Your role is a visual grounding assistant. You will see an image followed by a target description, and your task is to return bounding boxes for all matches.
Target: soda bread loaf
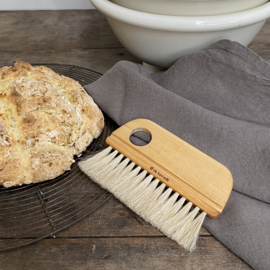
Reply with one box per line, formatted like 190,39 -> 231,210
0,61 -> 104,187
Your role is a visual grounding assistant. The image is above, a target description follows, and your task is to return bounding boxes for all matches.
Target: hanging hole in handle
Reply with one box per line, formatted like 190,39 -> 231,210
129,128 -> 152,146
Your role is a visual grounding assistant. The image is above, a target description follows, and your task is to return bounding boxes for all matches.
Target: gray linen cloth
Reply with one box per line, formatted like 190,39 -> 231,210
84,40 -> 270,270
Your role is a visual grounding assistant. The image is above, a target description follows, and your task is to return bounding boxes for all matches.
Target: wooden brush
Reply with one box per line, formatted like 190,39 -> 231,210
79,119 -> 233,251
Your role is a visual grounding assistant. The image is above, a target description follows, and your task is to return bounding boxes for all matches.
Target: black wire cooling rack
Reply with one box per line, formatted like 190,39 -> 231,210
0,64 -> 117,251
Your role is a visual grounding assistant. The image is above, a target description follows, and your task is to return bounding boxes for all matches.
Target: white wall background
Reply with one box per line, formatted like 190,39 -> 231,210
0,0 -> 95,10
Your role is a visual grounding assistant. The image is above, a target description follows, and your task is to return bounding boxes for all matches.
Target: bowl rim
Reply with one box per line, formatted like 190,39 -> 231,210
90,0 -> 270,32
110,0 -> 268,17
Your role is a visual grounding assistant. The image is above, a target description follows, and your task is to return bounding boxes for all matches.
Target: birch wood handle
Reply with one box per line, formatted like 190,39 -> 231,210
106,119 -> 233,218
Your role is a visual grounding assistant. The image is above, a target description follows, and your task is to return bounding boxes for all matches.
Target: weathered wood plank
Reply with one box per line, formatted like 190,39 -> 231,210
0,48 -> 140,75
0,237 -> 252,270
0,10 -> 122,51
56,196 -> 211,237
248,20 -> 270,61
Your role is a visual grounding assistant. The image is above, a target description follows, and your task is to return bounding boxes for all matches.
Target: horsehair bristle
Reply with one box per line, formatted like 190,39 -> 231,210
78,146 -> 207,252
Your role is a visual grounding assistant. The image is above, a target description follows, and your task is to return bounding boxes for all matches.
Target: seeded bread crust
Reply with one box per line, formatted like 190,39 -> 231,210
0,61 -> 104,187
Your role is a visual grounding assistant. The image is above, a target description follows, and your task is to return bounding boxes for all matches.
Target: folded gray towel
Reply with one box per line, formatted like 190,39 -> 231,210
84,40 -> 270,270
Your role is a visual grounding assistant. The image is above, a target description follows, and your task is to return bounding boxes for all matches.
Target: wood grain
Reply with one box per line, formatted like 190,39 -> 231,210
248,20 -> 270,61
0,48 -> 140,75
0,10 -> 140,74
56,196 -> 212,238
0,238 -> 251,270
0,10 -> 122,51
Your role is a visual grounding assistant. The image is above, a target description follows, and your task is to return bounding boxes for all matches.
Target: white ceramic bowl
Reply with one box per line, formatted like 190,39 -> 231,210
110,0 -> 269,16
91,0 -> 270,68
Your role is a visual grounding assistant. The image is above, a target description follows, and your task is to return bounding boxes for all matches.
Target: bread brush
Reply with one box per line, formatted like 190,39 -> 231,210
79,118 -> 233,251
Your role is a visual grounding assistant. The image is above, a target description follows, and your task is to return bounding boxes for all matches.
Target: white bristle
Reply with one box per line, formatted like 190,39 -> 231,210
126,175 -> 154,215
114,168 -> 147,200
164,202 -> 193,235
85,146 -> 113,165
177,211 -> 207,251
128,180 -> 167,223
150,191 -> 179,224
170,207 -> 200,243
122,173 -> 152,204
112,166 -> 144,195
158,196 -> 187,233
79,147 -> 207,252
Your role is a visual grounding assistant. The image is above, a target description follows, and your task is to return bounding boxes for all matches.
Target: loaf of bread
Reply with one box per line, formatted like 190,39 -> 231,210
0,61 -> 104,187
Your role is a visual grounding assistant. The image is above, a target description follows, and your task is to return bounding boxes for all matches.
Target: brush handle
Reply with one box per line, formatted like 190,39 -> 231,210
106,119 -> 233,218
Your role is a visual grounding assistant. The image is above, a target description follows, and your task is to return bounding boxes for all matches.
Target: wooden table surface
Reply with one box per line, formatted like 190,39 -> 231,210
0,9 -> 269,270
